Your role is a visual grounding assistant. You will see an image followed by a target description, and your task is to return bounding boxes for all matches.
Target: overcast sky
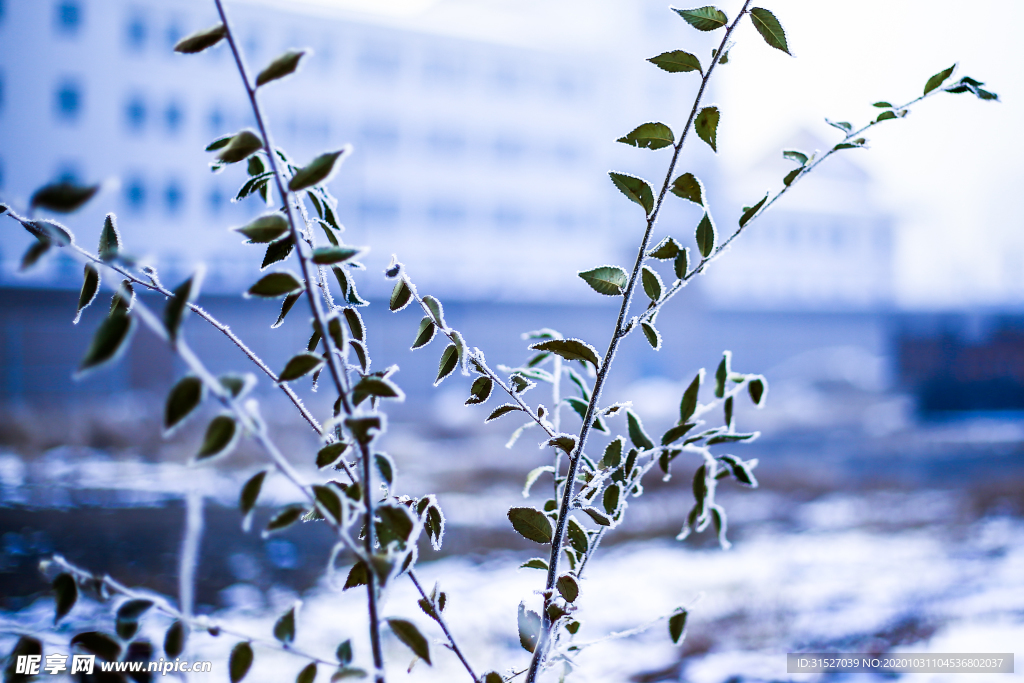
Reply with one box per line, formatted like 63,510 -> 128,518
258,0 -> 1022,308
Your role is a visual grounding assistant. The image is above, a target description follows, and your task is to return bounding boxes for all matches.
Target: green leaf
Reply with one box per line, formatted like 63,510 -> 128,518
274,607 -> 296,644
466,376 -> 493,405
520,558 -> 548,571
783,168 -> 801,186
876,110 -> 898,122
641,322 -> 662,350
262,237 -> 294,269
205,135 -> 233,151
30,181 -> 99,213
680,369 -> 704,423
825,118 -> 853,133
648,50 -> 703,74
518,603 -> 542,653
115,599 -> 153,640
661,422 -> 696,445
165,272 -> 202,343
312,485 -> 342,524
674,247 -> 690,279
617,122 -> 675,150
21,239 -> 51,271
265,504 -> 306,534
297,663 -> 317,683
547,434 -> 577,455
236,213 -> 289,243
556,574 -> 579,602
164,621 -> 187,658
248,271 -> 303,298
279,353 -> 324,382
485,404 -> 523,422
240,470 -> 267,520
739,193 -> 768,228
924,63 -> 956,95
197,415 -> 239,460
601,437 -> 624,469
669,608 -> 688,644
783,150 -> 808,165
229,642 -> 254,683
435,344 -> 458,385
73,264 -> 100,325
390,279 -> 412,311
78,310 -> 135,375
670,172 -> 705,205
343,561 -> 369,590
336,640 -> 353,666
53,573 -> 77,624
872,101 -> 893,108
217,130 -> 264,164
110,280 -> 135,315
256,50 -> 308,88
288,149 -> 349,192
714,350 -> 731,398
98,214 -> 121,261
674,6 -> 728,31
422,295 -> 446,328
271,292 -> 301,330
386,619 -> 431,665
749,8 -> 791,55
706,432 -> 758,445
579,265 -> 627,296
352,376 -> 404,406
349,340 -> 368,372
748,375 -> 767,406
583,507 -> 611,526
508,507 -> 553,544
70,632 -> 122,662
649,236 -> 682,260
641,265 -> 663,301
174,23 -> 226,53
311,246 -> 361,266
23,218 -> 73,246
317,442 -> 349,469
220,373 -> 256,398
529,338 -> 601,370
340,309 -> 364,344
609,172 -> 655,214
626,410 -> 655,450
695,212 -> 717,258
695,106 -> 720,152
566,518 -> 589,556
411,317 -> 436,349
164,376 -> 205,433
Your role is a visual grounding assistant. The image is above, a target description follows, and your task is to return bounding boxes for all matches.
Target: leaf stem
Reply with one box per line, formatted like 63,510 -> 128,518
408,571 -> 478,682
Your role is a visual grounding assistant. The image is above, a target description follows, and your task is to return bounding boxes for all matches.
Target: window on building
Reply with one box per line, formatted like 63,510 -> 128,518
54,1 -> 81,35
165,181 -> 184,215
553,143 -> 580,166
359,121 -> 399,152
164,101 -> 183,135
426,129 -> 465,157
207,107 -> 225,136
124,177 -> 146,212
358,197 -> 398,225
423,53 -> 466,88
54,80 -> 82,122
125,96 -> 146,132
494,205 -> 524,229
125,16 -> 146,51
427,201 -> 466,226
357,45 -> 400,81
208,185 -> 225,214
0,0 -> 6,25
493,135 -> 525,161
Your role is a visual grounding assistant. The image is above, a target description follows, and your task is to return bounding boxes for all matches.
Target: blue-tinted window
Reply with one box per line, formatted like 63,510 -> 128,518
0,0 -> 6,25
125,96 -> 146,131
494,205 -> 523,229
124,177 -> 146,212
208,185 -> 225,214
427,129 -> 464,157
55,1 -> 81,35
423,55 -> 466,87
207,107 -> 225,136
358,198 -> 398,225
165,181 -> 184,215
359,122 -> 399,152
428,201 -> 465,226
125,16 -> 146,51
54,81 -> 82,121
164,101 -> 183,134
493,135 -> 524,161
358,46 -> 400,80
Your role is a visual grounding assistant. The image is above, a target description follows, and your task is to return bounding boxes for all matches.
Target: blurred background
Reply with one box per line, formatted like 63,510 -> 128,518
1,0 -> 1022,681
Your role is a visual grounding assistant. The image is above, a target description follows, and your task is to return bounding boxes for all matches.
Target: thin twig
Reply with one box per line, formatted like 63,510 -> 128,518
408,571 -> 478,682
524,5 -> 753,681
